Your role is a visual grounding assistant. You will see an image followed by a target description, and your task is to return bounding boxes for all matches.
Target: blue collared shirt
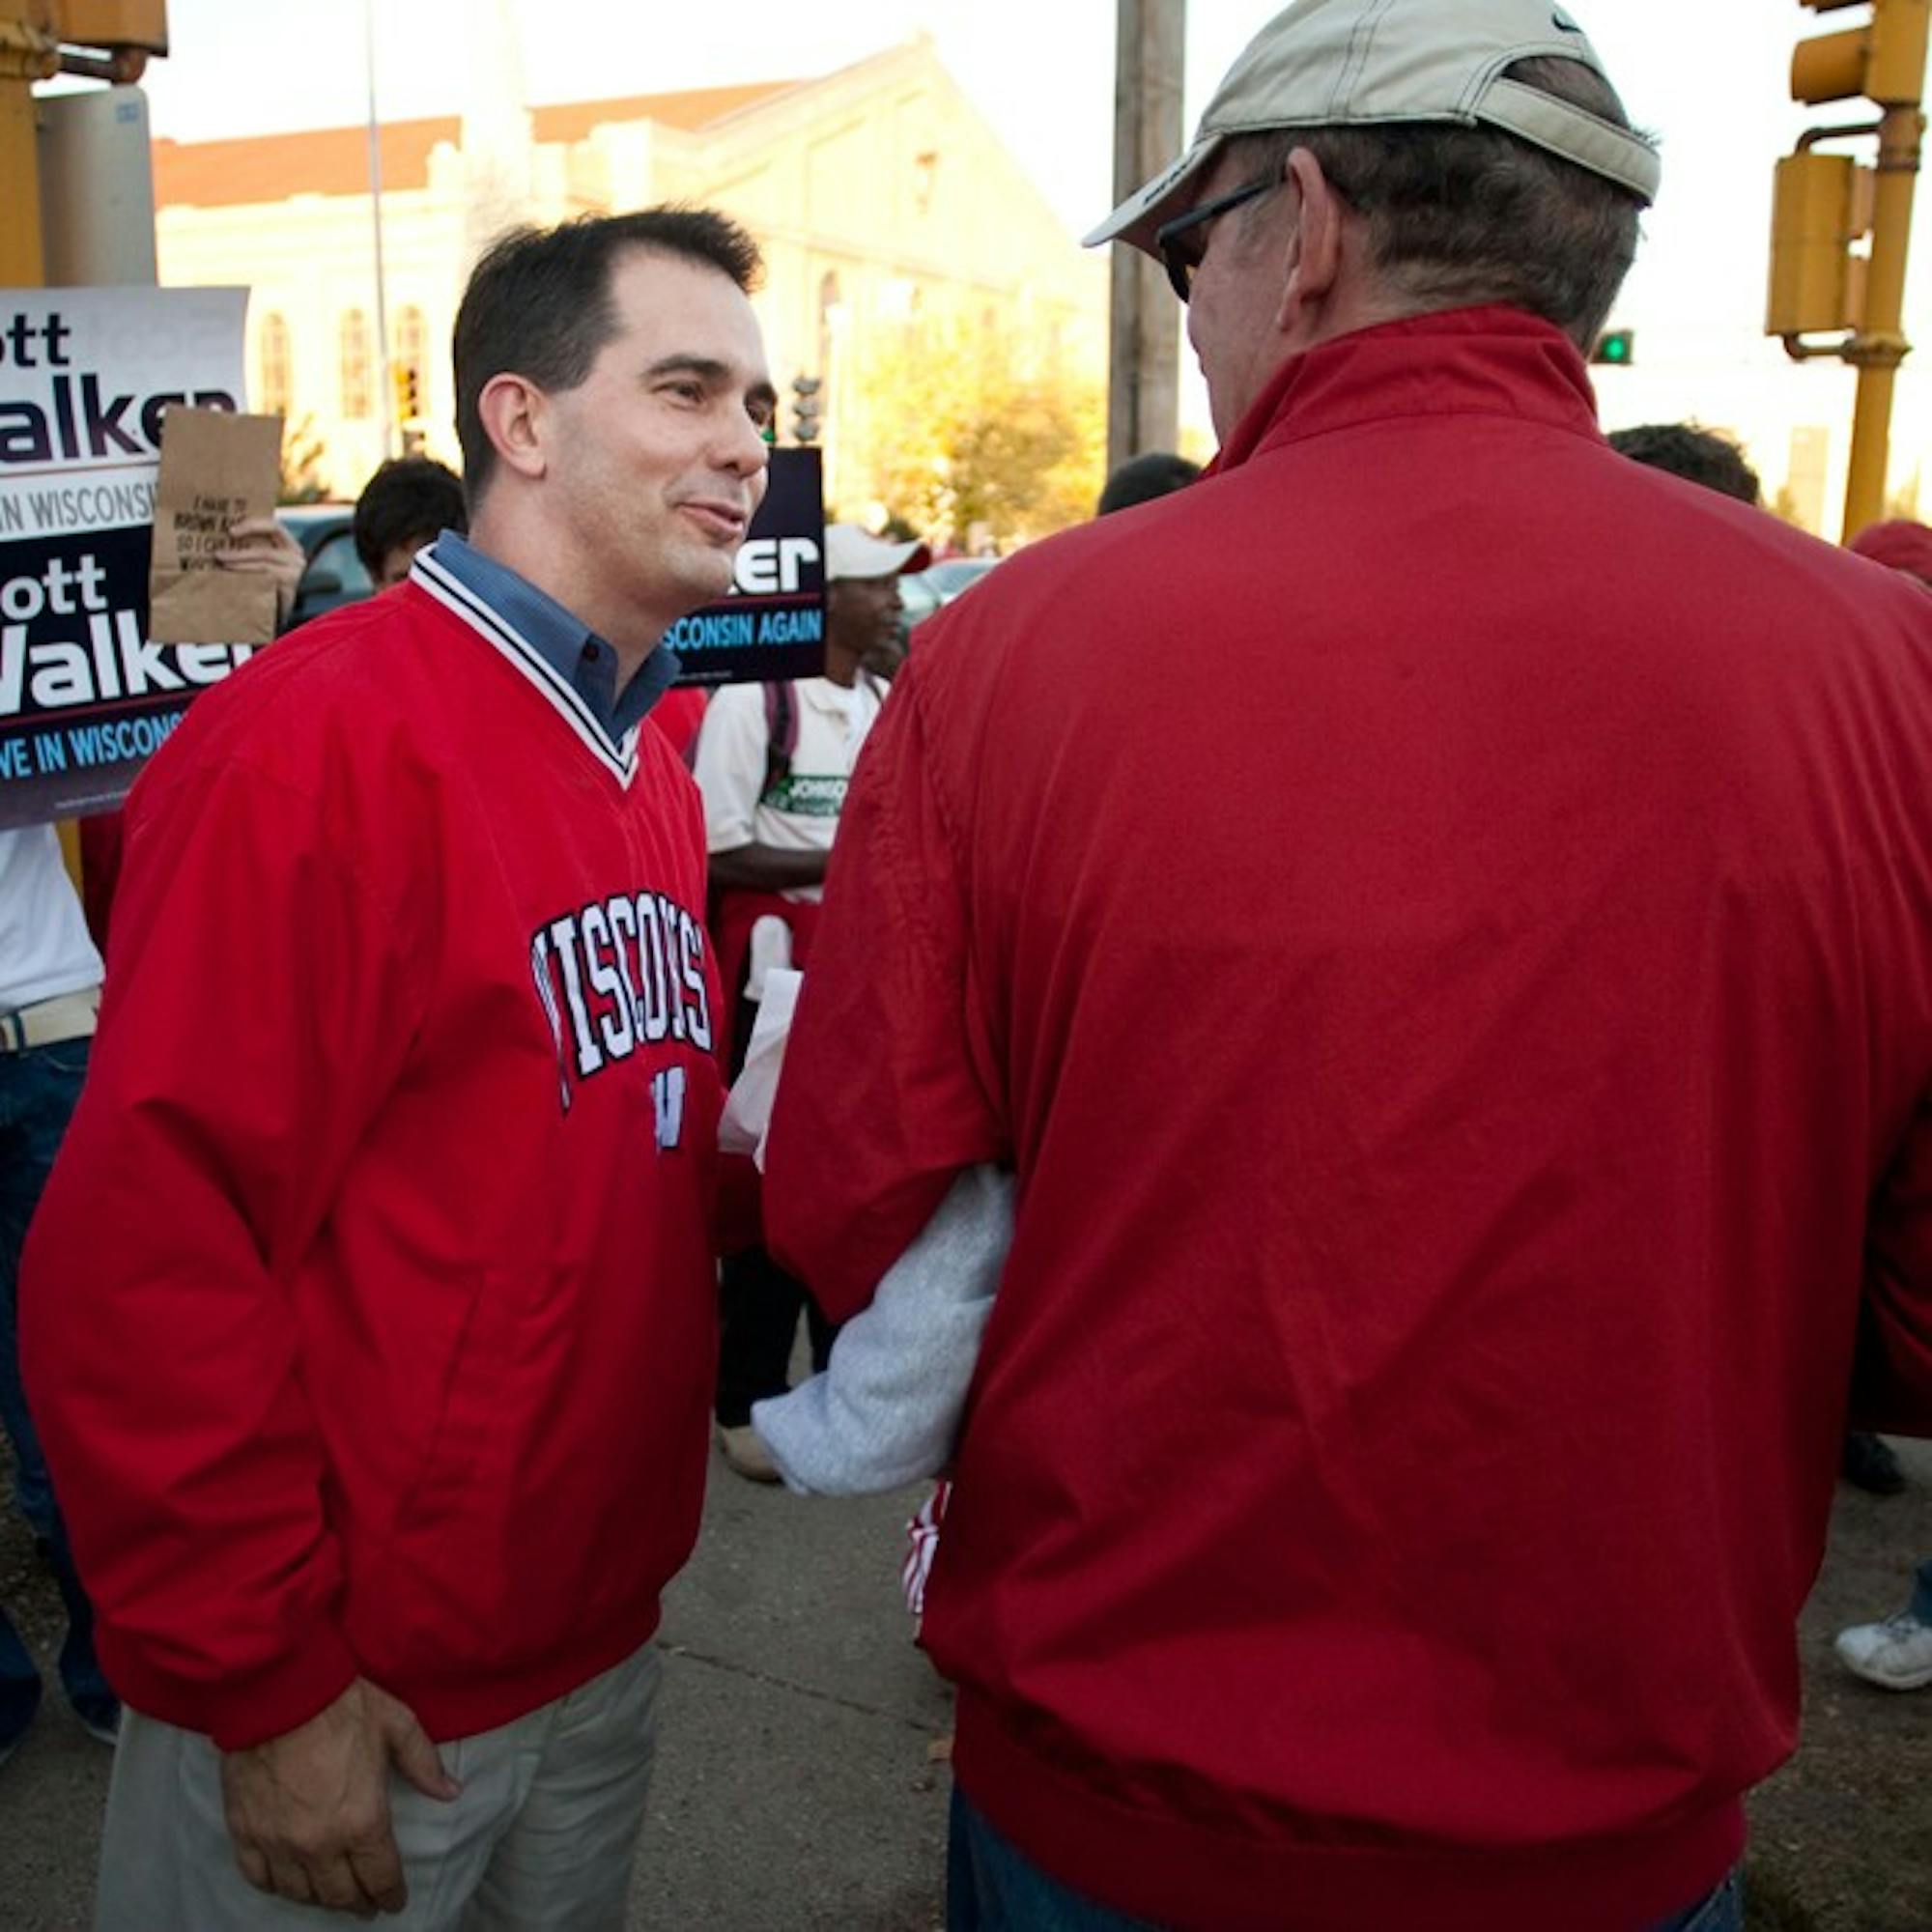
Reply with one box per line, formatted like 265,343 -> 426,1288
425,532 -> 683,740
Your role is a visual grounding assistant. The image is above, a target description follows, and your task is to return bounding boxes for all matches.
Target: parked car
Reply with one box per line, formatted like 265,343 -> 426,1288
275,504 -> 371,629
900,554 -> 1001,630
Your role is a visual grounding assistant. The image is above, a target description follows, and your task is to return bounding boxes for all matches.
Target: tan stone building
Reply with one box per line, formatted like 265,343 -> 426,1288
152,37 -> 1106,516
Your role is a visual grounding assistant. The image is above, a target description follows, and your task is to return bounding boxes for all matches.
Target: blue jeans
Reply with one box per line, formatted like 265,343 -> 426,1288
1908,1559 -> 1932,1624
947,1787 -> 1745,1932
0,1035 -> 115,1746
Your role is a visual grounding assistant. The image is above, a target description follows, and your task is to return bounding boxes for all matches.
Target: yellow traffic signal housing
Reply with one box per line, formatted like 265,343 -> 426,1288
1769,151 -> 1873,334
55,2 -> 169,52
394,364 -> 422,422
1777,0 -> 1932,539
1794,0 -> 1931,106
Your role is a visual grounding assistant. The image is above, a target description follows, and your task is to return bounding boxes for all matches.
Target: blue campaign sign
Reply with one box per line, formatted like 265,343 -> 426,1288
665,447 -> 825,688
0,523 -> 257,825
0,286 -> 251,829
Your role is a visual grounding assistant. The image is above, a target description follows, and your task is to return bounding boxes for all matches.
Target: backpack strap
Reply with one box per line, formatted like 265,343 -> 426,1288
760,680 -> 798,802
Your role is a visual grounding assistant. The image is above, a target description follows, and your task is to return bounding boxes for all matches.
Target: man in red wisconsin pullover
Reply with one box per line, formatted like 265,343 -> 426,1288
764,6 -> 1932,1930
22,211 -> 778,1928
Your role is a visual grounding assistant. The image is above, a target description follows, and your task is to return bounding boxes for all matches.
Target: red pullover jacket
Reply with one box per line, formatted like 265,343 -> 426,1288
22,569 -> 724,1750
765,308 -> 1932,1931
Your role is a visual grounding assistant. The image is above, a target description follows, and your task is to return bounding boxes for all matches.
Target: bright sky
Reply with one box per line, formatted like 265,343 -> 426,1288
128,0 -> 1932,515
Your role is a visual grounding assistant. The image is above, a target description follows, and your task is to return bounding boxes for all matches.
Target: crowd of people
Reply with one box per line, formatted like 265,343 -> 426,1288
2,1 -> 1931,1928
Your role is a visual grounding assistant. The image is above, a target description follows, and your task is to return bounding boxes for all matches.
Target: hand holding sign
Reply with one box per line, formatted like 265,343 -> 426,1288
213,517 -> 305,629
148,407 -> 286,644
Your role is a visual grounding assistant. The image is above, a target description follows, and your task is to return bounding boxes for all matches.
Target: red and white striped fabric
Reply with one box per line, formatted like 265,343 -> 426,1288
901,1480 -> 952,1621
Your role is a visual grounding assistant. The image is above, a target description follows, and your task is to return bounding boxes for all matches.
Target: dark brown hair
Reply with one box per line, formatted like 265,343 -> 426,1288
1609,423 -> 1761,506
454,208 -> 763,501
352,456 -> 469,576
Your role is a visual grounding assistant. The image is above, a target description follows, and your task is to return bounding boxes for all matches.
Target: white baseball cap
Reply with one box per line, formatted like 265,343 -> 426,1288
1086,0 -> 1658,259
824,523 -> 933,582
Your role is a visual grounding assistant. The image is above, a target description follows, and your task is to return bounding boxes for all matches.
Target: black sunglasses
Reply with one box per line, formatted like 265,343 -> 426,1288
1153,173 -> 1281,303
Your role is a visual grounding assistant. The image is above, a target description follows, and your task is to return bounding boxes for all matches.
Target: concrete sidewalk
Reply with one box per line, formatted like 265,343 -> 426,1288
0,1458 -> 952,1932
630,1473 -> 951,1930
2,1439 -> 1928,1930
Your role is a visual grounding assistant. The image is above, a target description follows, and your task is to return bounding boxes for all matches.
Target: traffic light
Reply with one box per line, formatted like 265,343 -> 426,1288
1791,0 -> 1930,109
1771,1 -> 1931,538
394,364 -> 422,423
1590,329 -> 1635,367
1768,148 -> 1872,336
790,374 -> 822,445
1772,2 -> 1931,340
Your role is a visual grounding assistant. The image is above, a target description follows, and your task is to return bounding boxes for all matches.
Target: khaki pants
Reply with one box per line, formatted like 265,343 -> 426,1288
95,1643 -> 662,1932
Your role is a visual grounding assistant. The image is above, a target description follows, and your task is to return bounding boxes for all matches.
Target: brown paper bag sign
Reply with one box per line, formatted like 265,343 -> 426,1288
148,406 -> 286,644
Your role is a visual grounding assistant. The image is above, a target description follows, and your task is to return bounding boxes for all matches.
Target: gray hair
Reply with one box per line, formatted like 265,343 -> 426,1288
1233,57 -> 1649,352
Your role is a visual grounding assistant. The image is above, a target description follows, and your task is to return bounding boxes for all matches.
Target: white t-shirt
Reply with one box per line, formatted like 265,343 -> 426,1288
692,675 -> 886,904
0,824 -> 104,1009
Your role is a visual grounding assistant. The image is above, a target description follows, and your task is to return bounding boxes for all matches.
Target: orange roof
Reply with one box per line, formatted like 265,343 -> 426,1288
533,82 -> 793,145
153,80 -> 799,210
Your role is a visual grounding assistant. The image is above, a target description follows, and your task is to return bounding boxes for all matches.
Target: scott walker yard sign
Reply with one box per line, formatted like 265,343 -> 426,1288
0,287 -> 250,829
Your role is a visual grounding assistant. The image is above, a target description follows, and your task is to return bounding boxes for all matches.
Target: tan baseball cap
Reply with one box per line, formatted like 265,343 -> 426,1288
1086,0 -> 1658,258
824,523 -> 932,581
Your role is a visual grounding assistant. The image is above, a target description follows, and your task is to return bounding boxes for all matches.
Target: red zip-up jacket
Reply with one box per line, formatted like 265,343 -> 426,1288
22,565 -> 724,1750
765,308 -> 1932,1931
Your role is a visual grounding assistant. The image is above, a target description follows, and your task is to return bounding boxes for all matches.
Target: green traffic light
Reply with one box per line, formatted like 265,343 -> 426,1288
1592,329 -> 1634,367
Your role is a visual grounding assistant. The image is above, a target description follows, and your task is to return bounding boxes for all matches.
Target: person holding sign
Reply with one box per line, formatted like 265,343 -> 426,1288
761,3 -> 1932,1928
23,208 -> 774,1928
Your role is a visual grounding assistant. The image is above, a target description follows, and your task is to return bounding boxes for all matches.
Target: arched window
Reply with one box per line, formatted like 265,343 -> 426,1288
258,312 -> 292,416
394,305 -> 427,418
339,310 -> 373,419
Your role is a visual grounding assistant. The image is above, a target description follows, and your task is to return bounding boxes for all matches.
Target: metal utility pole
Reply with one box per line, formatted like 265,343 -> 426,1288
0,7 -> 59,286
1107,0 -> 1184,474
365,0 -> 395,461
1769,0 -> 1931,541
1846,18 -> 1928,538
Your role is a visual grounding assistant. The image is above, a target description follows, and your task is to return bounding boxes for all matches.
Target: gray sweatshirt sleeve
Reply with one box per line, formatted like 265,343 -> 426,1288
751,1166 -> 1014,1495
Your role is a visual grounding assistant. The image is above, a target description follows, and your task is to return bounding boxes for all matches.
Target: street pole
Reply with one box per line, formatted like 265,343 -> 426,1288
1107,0 -> 1184,475
0,10 -> 58,285
1843,93 -> 1924,537
365,0 -> 395,461
1,8 -> 58,871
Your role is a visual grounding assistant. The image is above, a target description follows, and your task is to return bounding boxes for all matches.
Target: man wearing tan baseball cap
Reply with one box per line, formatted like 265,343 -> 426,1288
764,6 -> 1932,1929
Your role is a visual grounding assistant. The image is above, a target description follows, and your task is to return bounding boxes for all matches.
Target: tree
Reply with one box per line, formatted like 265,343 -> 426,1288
862,316 -> 1104,549
278,415 -> 332,504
